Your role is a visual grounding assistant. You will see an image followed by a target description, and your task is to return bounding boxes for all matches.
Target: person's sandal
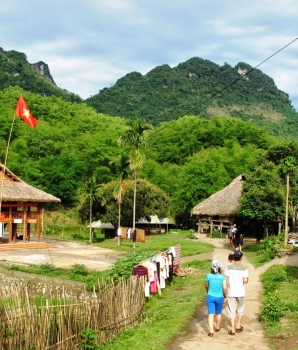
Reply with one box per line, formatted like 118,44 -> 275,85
236,326 -> 244,333
215,328 -> 221,332
208,332 -> 213,337
228,330 -> 235,335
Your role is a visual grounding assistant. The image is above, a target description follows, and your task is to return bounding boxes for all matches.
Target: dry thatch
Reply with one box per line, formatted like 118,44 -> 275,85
0,164 -> 60,203
191,174 -> 245,216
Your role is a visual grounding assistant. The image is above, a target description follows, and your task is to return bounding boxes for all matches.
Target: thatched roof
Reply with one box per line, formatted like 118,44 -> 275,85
191,174 -> 246,216
0,164 -> 60,203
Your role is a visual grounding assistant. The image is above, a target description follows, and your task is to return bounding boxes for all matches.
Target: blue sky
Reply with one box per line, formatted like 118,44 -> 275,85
1,0 -> 298,110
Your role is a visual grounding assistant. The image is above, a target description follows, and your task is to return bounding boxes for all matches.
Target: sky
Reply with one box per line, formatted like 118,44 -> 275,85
1,1 -> 298,110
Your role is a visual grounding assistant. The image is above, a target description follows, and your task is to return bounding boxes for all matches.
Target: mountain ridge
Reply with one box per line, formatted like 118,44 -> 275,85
85,57 -> 298,138
0,48 -> 297,138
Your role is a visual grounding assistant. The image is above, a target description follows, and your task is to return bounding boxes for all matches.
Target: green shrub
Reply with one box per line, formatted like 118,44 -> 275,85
207,231 -> 225,238
104,248 -> 156,280
70,264 -> 89,280
79,328 -> 100,350
259,290 -> 284,322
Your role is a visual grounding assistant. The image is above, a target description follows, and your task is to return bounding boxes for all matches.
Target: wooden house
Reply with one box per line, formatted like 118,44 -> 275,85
0,164 -> 60,243
191,174 -> 246,234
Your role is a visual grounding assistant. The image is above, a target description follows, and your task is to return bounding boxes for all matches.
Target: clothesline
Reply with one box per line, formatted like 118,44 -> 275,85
132,244 -> 181,297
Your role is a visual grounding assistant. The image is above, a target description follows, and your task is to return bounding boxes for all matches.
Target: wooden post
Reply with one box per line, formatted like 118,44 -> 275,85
12,223 -> 17,243
23,205 -> 27,242
27,205 -> 31,241
37,205 -> 41,241
8,206 -> 12,243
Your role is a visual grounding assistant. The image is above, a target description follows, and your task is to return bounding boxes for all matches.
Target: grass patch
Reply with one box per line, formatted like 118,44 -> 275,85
260,265 -> 298,349
242,242 -> 268,267
94,230 -> 214,257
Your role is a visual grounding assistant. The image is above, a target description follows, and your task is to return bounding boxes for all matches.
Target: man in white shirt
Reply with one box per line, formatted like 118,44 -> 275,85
225,250 -> 249,335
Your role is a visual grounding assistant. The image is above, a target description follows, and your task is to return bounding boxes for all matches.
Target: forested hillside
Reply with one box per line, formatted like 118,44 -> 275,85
0,48 -> 81,103
1,49 -> 298,228
86,57 -> 298,139
0,86 -> 283,226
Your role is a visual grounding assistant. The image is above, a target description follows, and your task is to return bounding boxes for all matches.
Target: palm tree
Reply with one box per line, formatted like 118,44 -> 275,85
109,153 -> 130,246
118,118 -> 153,248
78,176 -> 103,243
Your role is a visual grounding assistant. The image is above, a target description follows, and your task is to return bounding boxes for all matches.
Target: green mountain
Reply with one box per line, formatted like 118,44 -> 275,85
0,48 -> 81,103
85,57 -> 298,139
1,48 -> 297,139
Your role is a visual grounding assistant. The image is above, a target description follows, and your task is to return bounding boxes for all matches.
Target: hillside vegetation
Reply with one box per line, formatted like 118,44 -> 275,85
86,57 -> 298,138
0,48 -> 81,103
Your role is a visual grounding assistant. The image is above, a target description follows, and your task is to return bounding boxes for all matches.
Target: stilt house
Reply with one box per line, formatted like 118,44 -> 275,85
191,174 -> 246,234
0,164 -> 60,243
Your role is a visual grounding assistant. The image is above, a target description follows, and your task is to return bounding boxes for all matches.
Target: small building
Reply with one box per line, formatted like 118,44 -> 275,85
136,215 -> 175,233
0,164 -> 60,243
88,220 -> 115,238
191,175 -> 246,234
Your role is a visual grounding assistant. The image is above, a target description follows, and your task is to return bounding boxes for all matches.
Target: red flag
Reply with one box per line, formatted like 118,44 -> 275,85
15,96 -> 38,128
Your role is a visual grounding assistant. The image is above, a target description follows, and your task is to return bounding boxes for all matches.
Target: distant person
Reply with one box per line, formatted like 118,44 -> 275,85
225,250 -> 249,335
229,226 -> 234,247
205,260 -> 228,337
238,234 -> 244,251
230,224 -> 238,249
233,225 -> 241,250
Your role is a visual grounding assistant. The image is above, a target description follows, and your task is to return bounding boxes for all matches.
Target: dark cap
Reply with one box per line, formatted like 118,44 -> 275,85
233,250 -> 243,261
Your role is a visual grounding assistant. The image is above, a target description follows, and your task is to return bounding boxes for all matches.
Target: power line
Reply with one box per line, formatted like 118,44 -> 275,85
147,37 -> 298,139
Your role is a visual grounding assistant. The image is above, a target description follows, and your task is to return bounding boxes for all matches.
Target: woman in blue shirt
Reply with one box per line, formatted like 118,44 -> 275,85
205,260 -> 228,337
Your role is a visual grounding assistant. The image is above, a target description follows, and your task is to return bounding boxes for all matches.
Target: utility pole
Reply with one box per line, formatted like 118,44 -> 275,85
284,173 -> 289,246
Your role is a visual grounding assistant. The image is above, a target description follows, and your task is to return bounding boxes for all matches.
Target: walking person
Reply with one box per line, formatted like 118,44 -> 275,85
229,225 -> 234,248
238,234 -> 244,252
205,260 -> 228,337
225,250 -> 249,335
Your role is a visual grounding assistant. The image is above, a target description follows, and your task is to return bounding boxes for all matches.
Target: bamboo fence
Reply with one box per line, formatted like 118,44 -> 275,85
0,276 -> 146,349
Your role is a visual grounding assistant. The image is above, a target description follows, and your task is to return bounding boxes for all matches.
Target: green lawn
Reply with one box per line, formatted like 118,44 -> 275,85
93,230 -> 214,257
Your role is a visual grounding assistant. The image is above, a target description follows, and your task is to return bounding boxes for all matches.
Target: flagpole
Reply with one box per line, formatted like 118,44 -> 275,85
0,113 -> 16,214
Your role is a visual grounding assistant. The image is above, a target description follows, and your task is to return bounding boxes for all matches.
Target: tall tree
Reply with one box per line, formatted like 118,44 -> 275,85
78,176 -> 103,242
118,118 -> 153,248
279,156 -> 297,244
109,153 -> 130,246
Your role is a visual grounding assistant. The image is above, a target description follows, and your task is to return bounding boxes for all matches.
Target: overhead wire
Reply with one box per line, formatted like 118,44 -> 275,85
147,36 -> 298,140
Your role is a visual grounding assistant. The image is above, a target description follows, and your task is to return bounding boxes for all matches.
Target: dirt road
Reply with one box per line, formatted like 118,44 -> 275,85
169,237 -> 298,350
0,238 -> 122,271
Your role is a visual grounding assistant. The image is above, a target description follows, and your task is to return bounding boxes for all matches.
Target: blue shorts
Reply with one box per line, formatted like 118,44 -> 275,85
206,295 -> 224,314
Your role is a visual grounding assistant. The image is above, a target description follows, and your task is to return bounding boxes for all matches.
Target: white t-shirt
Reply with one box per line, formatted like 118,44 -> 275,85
225,263 -> 248,297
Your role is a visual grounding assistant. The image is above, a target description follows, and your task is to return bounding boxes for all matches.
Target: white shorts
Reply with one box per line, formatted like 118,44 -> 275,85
226,297 -> 245,318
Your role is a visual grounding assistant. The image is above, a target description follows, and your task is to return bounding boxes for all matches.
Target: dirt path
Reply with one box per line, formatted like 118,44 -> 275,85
169,238 -> 272,350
